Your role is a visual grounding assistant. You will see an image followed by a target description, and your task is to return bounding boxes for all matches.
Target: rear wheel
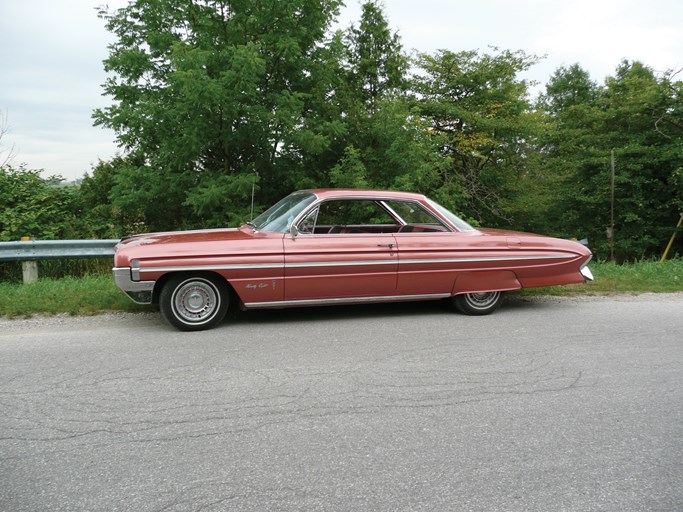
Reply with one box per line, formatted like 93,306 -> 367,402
160,274 -> 229,331
453,291 -> 504,315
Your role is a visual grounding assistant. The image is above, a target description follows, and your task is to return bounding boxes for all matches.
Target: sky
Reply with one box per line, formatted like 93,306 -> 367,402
1,0 -> 682,181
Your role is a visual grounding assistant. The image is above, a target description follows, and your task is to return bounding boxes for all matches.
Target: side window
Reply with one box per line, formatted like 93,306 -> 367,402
384,200 -> 449,230
299,199 -> 400,234
298,207 -> 319,234
317,200 -> 396,226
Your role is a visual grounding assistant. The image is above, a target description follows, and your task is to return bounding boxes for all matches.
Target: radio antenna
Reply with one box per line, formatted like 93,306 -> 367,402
250,172 -> 259,220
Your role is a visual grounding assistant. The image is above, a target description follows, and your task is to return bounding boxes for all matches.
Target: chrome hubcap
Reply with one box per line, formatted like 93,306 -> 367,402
464,291 -> 500,310
173,279 -> 219,324
187,291 -> 205,311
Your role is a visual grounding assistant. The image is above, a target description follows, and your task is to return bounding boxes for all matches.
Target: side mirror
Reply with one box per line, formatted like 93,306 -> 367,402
290,223 -> 299,239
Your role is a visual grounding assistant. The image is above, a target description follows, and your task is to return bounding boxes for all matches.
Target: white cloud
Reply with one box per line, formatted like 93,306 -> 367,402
529,0 -> 683,81
0,0 -> 125,179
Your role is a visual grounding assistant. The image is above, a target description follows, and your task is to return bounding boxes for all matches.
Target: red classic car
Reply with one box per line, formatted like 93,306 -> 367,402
113,189 -> 593,330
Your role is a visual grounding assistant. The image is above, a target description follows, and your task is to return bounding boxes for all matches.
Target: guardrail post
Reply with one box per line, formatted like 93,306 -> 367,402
20,237 -> 39,284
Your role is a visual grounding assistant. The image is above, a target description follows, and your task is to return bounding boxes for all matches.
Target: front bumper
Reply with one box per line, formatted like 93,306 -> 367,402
580,265 -> 594,281
113,267 -> 155,304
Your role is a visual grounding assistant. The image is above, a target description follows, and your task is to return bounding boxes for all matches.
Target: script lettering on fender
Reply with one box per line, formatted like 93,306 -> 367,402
245,283 -> 270,290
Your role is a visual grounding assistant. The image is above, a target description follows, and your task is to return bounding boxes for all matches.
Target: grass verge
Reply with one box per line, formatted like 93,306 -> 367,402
0,259 -> 681,318
0,275 -> 149,318
513,258 -> 683,296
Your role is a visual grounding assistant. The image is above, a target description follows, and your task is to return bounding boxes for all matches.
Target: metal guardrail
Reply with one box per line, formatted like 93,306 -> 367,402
0,239 -> 120,262
0,239 -> 120,283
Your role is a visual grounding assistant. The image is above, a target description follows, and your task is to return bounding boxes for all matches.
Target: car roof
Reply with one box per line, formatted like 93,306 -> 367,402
305,189 -> 428,201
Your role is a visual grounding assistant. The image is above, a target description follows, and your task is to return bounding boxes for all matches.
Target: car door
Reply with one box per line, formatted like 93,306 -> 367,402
394,231 -> 476,295
383,199 -> 507,296
283,198 -> 399,301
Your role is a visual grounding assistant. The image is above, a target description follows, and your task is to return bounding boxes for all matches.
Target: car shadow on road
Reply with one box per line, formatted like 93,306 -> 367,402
228,298 -> 455,326
224,294 -> 555,327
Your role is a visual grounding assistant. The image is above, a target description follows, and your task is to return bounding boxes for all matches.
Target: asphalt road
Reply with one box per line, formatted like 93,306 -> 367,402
1,294 -> 681,512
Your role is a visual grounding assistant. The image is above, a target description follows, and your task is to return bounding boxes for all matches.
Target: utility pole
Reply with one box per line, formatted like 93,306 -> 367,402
610,150 -> 615,262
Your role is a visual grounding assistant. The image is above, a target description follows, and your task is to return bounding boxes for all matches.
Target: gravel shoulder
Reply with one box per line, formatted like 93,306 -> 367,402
1,292 -> 681,332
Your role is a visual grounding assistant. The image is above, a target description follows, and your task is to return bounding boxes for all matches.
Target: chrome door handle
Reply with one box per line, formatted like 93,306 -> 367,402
377,243 -> 395,248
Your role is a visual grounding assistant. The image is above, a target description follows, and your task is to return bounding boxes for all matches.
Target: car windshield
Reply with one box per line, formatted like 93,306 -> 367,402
424,198 -> 476,232
250,191 -> 317,232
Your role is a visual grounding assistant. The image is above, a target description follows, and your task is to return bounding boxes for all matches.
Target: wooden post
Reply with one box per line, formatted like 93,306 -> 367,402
610,150 -> 615,262
20,237 -> 39,284
660,213 -> 683,263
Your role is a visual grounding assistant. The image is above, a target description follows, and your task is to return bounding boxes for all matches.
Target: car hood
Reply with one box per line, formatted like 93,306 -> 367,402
113,227 -> 284,267
117,227 -> 252,248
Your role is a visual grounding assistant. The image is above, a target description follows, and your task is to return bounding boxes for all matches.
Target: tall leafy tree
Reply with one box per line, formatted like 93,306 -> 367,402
95,0 -> 342,228
539,61 -> 683,260
598,62 -> 682,259
79,154 -> 160,237
328,1 -> 436,193
345,0 -> 407,113
412,48 -> 540,223
524,64 -> 601,236
541,64 -> 598,115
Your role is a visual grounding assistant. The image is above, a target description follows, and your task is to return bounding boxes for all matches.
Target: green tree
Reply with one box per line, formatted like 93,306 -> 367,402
345,0 -> 407,113
412,48 -> 541,224
522,64 -> 601,237
0,165 -> 86,241
79,155 -> 157,237
95,0 -> 343,229
327,1 -> 439,194
539,61 -> 683,260
541,63 -> 598,115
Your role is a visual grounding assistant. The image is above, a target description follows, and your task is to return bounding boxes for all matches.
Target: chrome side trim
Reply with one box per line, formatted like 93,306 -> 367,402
398,254 -> 575,265
136,253 -> 576,274
140,263 -> 284,274
244,293 -> 452,309
286,260 -> 396,268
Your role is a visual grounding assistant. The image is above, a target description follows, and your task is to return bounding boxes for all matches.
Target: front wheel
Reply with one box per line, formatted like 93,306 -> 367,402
452,291 -> 504,316
160,274 -> 229,331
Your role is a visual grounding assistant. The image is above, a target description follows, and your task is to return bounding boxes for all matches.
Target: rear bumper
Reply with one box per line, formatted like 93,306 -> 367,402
580,265 -> 594,282
113,267 -> 155,304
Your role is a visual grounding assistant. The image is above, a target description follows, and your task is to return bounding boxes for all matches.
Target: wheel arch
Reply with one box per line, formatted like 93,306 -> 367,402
152,271 -> 239,305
